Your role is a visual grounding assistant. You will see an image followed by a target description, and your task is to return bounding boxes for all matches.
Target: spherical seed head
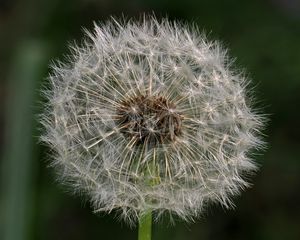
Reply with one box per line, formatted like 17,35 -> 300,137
40,16 -> 265,224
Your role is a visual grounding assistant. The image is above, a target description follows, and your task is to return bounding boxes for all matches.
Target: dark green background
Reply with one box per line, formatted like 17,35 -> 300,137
1,0 -> 299,239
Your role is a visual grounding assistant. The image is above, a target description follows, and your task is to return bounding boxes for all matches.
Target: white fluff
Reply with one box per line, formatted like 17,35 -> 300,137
40,16 -> 265,225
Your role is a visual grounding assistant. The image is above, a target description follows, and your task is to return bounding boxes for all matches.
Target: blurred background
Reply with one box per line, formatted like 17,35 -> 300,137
0,0 -> 300,239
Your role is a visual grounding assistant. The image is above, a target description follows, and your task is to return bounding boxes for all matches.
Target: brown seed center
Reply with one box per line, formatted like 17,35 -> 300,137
116,95 -> 182,146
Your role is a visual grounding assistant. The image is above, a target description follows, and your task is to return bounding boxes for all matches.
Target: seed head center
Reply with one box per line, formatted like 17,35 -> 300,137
116,95 -> 182,146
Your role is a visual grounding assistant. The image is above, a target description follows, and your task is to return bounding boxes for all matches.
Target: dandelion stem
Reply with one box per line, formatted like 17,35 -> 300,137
138,210 -> 152,240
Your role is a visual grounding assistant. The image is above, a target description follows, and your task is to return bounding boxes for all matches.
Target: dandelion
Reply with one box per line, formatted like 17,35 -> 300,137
40,16 -> 265,238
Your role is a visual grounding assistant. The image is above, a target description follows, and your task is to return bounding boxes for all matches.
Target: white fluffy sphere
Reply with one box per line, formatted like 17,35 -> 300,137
41,16 -> 265,224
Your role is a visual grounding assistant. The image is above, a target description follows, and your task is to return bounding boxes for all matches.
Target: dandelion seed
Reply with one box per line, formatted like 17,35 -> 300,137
40,16 -> 265,226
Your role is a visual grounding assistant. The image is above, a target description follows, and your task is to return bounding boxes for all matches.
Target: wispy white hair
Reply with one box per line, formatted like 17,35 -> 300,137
40,16 -> 265,225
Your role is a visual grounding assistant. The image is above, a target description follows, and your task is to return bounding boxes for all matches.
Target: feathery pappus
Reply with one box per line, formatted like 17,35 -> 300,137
40,16 -> 265,224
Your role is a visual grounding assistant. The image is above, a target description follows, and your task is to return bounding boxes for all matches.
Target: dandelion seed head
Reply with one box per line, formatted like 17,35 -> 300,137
40,16 -> 265,224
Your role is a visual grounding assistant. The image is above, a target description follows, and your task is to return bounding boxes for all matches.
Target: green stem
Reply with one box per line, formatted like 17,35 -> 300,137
138,210 -> 152,240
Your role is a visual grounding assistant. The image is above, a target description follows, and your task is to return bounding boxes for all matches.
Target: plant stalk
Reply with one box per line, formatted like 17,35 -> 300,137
138,210 -> 152,240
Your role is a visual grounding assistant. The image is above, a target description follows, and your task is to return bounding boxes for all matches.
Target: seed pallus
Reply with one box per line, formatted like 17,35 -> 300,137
116,94 -> 183,146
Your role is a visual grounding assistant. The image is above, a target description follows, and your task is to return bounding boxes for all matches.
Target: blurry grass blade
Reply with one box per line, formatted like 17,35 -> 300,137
1,41 -> 48,240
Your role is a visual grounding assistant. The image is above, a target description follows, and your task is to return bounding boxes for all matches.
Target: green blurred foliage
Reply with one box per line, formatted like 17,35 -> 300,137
0,0 -> 299,239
